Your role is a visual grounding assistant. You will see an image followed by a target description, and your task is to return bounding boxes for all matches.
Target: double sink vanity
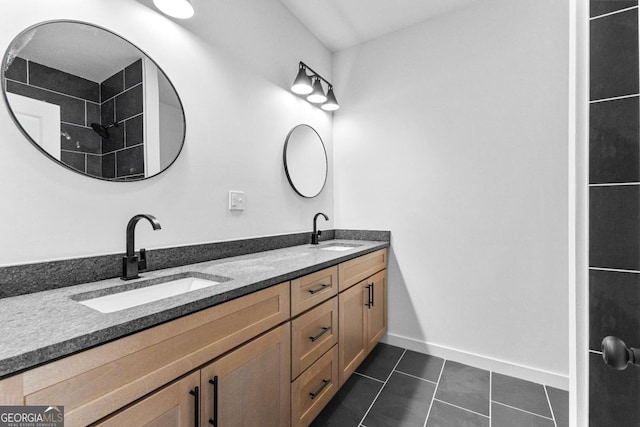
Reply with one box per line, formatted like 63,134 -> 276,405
0,237 -> 389,427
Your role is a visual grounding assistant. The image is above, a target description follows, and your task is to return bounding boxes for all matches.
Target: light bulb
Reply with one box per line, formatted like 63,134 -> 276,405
321,87 -> 339,111
307,78 -> 327,104
291,67 -> 313,95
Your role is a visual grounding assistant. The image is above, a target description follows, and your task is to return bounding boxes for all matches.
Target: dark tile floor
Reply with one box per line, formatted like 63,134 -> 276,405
311,343 -> 569,427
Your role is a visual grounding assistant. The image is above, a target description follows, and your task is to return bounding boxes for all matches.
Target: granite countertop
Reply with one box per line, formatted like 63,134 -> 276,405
0,239 -> 388,379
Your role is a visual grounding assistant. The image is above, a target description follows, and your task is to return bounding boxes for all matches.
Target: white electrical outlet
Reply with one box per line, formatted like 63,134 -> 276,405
229,191 -> 246,211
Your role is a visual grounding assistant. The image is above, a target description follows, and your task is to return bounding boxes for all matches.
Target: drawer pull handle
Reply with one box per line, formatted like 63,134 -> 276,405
208,376 -> 218,426
309,379 -> 330,400
371,282 -> 375,307
308,284 -> 330,294
309,326 -> 331,342
189,386 -> 200,427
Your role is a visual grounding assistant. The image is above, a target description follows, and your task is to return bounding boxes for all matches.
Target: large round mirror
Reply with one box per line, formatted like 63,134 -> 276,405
2,21 -> 186,181
283,124 -> 328,198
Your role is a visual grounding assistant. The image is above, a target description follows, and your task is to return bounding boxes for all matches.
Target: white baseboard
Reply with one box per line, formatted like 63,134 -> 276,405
382,333 -> 569,391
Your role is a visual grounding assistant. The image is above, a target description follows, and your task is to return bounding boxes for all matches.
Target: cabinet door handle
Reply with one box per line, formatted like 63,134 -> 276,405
365,284 -> 372,308
371,282 -> 375,307
189,386 -> 200,427
309,326 -> 331,342
208,376 -> 218,426
309,379 -> 330,400
308,284 -> 330,294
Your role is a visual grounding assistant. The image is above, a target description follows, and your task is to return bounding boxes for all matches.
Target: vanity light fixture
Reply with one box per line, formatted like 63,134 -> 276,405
321,86 -> 340,111
291,64 -> 313,95
290,61 -> 339,111
307,77 -> 327,104
153,0 -> 195,19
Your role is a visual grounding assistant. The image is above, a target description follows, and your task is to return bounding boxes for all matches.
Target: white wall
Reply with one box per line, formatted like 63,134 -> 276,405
0,0 -> 333,266
333,0 -> 570,387
159,102 -> 183,169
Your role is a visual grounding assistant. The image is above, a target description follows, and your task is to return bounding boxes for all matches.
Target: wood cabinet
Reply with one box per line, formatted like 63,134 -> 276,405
292,248 -> 388,424
338,250 -> 387,386
290,286 -> 340,427
200,324 -> 290,427
291,297 -> 339,379
338,281 -> 367,386
98,324 -> 290,427
0,375 -> 23,405
366,269 -> 387,352
291,266 -> 338,316
338,249 -> 387,292
291,345 -> 339,427
96,372 -> 200,427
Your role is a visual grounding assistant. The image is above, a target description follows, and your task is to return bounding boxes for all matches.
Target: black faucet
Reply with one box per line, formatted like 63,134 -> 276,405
311,212 -> 329,245
122,214 -> 162,280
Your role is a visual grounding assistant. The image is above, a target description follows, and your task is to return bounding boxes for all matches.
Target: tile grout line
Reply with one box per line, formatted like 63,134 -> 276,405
423,359 -> 446,427
489,371 -> 492,427
589,93 -> 639,104
394,368 -> 438,385
589,5 -> 639,21
544,385 -> 558,427
492,400 -> 555,421
589,182 -> 640,187
4,76 -> 103,104
589,266 -> 640,274
353,371 -> 385,384
358,349 -> 407,426
433,398 -> 490,419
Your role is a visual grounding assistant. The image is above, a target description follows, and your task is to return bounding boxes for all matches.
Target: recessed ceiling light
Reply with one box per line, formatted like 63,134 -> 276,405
153,0 -> 195,19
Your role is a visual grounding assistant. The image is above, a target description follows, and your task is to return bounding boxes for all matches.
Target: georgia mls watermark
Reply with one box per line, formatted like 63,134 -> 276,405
0,406 -> 63,427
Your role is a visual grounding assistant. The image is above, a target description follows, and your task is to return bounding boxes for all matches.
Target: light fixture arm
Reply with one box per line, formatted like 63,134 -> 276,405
298,61 -> 332,88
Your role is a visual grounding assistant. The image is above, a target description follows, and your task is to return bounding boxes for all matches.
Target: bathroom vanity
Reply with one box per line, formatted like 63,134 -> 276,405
0,242 -> 388,427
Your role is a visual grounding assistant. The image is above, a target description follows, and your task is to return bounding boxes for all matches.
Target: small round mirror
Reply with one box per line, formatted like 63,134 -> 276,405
283,124 -> 328,198
2,20 -> 186,181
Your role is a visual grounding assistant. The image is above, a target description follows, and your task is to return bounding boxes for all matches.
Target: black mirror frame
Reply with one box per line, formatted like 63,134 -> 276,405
1,19 -> 187,182
283,124 -> 328,198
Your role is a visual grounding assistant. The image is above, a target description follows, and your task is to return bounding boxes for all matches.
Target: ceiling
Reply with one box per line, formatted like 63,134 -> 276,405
13,2 -> 482,80
278,0 -> 480,52
15,22 -> 142,82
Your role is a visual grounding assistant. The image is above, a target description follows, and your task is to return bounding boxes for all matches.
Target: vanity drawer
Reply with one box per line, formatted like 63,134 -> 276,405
291,345 -> 339,427
291,266 -> 338,316
20,282 -> 290,427
338,248 -> 387,291
291,296 -> 338,379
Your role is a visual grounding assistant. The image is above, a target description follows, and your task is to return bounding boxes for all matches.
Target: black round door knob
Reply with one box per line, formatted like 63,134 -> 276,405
601,336 -> 640,370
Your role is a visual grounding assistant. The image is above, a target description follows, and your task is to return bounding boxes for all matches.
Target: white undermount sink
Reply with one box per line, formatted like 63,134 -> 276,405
319,243 -> 363,251
76,276 -> 224,313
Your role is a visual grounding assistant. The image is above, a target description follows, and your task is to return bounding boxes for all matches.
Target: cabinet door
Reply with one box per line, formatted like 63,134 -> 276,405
338,282 -> 367,387
200,324 -> 291,427
366,270 -> 387,352
96,371 -> 199,427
